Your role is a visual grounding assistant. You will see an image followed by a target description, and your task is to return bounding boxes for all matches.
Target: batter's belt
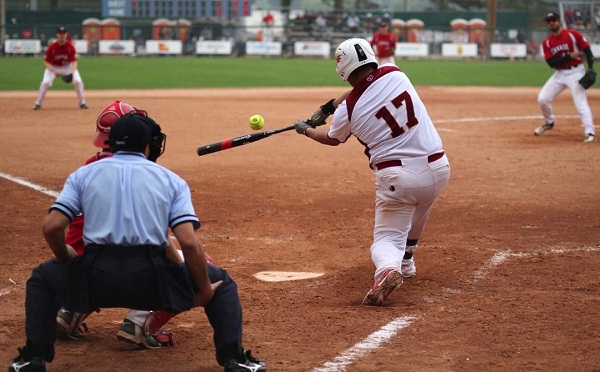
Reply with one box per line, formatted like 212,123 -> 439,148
374,151 -> 445,171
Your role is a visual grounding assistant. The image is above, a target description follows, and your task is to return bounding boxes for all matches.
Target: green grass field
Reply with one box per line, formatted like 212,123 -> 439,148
0,56 -> 560,90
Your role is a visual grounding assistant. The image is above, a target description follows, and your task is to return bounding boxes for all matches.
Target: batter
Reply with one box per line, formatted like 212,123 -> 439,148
295,38 -> 450,306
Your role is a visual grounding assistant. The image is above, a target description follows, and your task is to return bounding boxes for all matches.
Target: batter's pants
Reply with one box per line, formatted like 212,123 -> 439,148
370,153 -> 451,280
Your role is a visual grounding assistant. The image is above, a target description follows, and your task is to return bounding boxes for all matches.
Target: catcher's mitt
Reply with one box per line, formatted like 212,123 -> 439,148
578,69 -> 596,89
61,74 -> 73,83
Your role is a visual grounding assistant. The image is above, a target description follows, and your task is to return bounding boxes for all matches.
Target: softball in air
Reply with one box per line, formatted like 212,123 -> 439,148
249,114 -> 265,130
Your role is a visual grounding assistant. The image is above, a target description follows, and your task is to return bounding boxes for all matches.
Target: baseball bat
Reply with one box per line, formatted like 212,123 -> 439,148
197,125 -> 296,156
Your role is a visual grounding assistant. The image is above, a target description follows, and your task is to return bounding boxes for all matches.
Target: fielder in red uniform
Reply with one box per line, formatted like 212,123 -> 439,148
57,101 -> 213,349
370,21 -> 397,66
535,12 -> 595,142
33,26 -> 87,111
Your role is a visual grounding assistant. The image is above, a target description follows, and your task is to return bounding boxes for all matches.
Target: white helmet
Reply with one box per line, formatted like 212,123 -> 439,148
335,38 -> 378,81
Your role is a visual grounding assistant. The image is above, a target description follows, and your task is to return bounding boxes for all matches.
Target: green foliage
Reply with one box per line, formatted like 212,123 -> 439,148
0,55 -> 558,90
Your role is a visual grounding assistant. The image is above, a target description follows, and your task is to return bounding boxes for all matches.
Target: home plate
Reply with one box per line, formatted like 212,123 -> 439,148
254,271 -> 324,282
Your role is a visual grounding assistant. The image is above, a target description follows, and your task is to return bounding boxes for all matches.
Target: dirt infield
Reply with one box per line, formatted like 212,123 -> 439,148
1,87 -> 599,371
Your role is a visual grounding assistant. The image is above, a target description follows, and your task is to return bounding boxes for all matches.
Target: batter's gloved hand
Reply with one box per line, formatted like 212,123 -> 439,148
294,119 -> 315,135
579,69 -> 596,89
310,98 -> 336,126
61,74 -> 74,83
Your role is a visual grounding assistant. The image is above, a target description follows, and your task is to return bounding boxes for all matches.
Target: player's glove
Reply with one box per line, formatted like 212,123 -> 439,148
310,98 -> 336,126
61,74 -> 74,83
294,119 -> 316,135
578,69 -> 596,89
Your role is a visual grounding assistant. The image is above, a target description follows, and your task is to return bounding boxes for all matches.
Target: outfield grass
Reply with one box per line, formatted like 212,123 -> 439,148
0,56 -> 558,90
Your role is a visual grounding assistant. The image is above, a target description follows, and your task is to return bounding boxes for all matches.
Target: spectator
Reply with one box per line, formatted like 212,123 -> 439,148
564,6 -> 574,28
573,8 -> 584,29
315,13 -> 327,33
347,13 -> 360,34
262,11 -> 274,27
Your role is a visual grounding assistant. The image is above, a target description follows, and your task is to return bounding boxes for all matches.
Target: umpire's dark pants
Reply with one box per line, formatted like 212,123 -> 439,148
24,244 -> 242,352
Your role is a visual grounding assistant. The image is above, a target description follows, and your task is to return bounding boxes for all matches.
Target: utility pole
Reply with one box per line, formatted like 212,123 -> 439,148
487,0 -> 496,44
486,0 -> 496,58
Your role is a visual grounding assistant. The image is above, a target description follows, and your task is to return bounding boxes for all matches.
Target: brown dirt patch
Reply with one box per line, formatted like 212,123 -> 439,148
1,87 -> 599,371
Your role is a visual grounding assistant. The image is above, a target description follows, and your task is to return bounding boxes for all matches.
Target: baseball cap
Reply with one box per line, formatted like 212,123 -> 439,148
109,113 -> 155,152
56,26 -> 68,33
544,12 -> 560,22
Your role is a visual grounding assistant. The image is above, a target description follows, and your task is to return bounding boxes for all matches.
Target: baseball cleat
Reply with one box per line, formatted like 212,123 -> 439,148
401,258 -> 416,278
32,104 -> 41,111
584,133 -> 596,143
80,103 -> 88,109
116,319 -> 175,349
534,122 -> 554,136
362,269 -> 403,306
56,309 -> 88,340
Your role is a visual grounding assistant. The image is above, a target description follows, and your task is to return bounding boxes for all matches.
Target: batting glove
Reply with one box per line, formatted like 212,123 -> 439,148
294,119 -> 314,135
310,98 -> 336,126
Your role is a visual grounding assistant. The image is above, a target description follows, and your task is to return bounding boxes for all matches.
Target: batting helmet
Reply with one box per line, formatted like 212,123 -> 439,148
335,38 -> 378,81
94,100 -> 146,148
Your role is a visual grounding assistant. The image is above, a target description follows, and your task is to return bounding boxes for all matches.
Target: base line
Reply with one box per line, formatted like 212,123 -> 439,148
313,246 -> 600,371
0,172 -> 59,198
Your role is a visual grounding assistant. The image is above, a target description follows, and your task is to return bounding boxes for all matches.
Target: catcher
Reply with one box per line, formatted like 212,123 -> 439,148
55,100 -> 214,349
536,12 -> 596,142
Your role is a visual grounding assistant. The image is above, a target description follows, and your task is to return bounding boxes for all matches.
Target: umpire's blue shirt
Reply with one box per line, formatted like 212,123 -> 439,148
51,151 -> 200,247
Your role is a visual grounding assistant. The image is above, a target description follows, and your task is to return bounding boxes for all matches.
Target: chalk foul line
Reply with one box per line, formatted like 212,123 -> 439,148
313,246 -> 600,371
0,172 -> 59,198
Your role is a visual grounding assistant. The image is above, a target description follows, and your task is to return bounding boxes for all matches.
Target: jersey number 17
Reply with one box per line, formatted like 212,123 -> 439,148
375,91 -> 419,138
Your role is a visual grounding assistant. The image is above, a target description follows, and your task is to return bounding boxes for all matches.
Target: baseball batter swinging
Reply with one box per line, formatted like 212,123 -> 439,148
33,26 -> 87,111
536,12 -> 596,142
295,38 -> 450,306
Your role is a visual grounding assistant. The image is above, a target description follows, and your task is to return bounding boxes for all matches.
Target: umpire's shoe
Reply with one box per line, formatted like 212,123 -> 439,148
223,350 -> 266,372
8,343 -> 53,372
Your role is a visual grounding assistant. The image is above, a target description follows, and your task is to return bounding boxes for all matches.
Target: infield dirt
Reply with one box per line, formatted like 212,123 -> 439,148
1,87 -> 599,371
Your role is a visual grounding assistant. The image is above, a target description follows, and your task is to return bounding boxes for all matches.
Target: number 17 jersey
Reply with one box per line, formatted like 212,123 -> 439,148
328,65 -> 444,167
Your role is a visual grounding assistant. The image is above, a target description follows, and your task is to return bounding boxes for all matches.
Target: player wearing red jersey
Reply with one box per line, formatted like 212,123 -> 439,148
536,12 -> 595,142
370,21 -> 397,66
33,26 -> 87,111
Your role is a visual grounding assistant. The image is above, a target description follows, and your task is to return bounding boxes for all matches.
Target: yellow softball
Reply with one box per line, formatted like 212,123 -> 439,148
249,114 -> 265,130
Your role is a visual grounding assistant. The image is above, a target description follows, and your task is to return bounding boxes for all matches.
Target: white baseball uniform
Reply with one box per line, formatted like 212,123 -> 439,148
328,64 -> 450,281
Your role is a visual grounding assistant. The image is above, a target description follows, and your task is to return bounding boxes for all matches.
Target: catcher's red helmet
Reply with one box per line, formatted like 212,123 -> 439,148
93,100 -> 146,148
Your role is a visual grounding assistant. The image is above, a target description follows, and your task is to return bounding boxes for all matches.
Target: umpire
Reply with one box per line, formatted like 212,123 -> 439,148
9,113 -> 266,372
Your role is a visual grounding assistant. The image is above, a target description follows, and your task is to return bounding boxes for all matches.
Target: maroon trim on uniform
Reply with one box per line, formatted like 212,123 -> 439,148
345,65 -> 401,122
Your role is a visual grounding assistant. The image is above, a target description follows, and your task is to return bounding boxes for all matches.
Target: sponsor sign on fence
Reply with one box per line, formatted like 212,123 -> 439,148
4,40 -> 42,54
